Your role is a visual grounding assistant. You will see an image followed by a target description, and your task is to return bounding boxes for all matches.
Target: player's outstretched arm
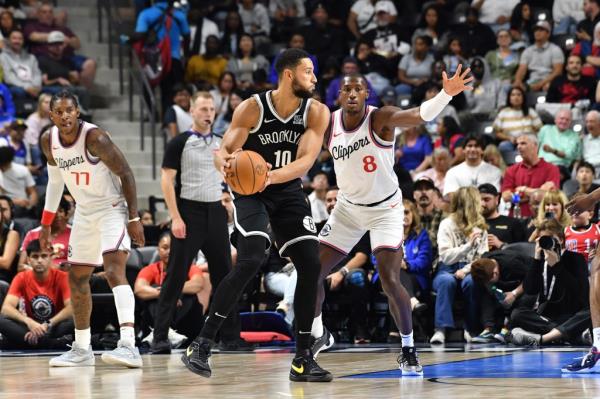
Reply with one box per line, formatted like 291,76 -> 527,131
270,101 -> 330,185
87,129 -> 144,246
214,98 -> 260,175
372,65 -> 473,142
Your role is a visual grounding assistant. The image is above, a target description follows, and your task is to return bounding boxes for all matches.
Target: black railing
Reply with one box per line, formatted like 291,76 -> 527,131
96,0 -> 159,180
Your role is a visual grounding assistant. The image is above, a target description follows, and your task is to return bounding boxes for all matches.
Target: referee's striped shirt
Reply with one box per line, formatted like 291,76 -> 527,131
162,130 -> 224,202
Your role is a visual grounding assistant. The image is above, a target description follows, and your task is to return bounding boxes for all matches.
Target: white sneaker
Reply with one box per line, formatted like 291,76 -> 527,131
430,329 -> 445,345
168,328 -> 187,349
49,344 -> 95,367
142,330 -> 154,344
101,340 -> 143,368
463,330 -> 473,343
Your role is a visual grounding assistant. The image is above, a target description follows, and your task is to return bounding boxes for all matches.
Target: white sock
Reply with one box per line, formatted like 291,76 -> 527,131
75,328 -> 91,349
593,327 -> 600,348
401,331 -> 414,348
311,314 -> 323,338
112,285 -> 136,346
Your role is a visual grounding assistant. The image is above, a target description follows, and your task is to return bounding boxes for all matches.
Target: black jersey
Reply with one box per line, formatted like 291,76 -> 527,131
244,90 -> 312,192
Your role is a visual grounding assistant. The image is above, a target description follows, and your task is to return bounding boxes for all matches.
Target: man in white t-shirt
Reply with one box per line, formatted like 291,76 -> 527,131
347,0 -> 396,38
443,134 -> 502,198
0,146 -> 38,217
307,172 -> 329,227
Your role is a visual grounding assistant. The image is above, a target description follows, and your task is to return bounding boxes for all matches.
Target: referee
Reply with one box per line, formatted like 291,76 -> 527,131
151,91 -> 247,353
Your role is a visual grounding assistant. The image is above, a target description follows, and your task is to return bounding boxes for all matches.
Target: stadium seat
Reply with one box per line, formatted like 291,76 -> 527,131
137,246 -> 158,266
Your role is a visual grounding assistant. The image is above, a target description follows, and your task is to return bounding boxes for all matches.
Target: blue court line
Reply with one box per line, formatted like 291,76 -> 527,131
343,351 -> 600,379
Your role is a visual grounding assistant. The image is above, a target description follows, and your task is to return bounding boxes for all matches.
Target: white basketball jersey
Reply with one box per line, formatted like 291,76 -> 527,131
329,106 -> 399,204
49,121 -> 125,210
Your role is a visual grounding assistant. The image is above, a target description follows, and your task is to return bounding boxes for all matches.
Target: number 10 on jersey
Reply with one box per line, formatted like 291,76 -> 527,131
274,150 -> 292,168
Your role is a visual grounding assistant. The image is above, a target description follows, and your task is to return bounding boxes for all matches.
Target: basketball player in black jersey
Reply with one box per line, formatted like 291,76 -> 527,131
181,48 -> 333,382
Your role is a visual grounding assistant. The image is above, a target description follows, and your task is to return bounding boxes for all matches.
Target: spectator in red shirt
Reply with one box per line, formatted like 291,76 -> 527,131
134,233 -> 205,346
18,195 -> 71,272
546,54 -> 597,105
501,133 -> 561,218
0,239 -> 73,349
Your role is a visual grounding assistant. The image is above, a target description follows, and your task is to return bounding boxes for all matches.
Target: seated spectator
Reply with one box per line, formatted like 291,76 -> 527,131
187,3 -> 219,56
0,10 -> 20,49
501,133 -> 560,218
458,57 -> 502,132
528,189 -> 572,241
163,83 -> 193,139
308,172 -> 329,228
433,115 -> 464,164
470,250 -> 530,343
135,233 -> 205,346
0,146 -> 37,217
396,125 -> 432,175
571,21 -> 600,79
400,199 -> 432,313
347,0 -> 396,39
553,0 -> 584,35
268,0 -> 305,42
567,162 -> 600,219
24,93 -> 51,168
0,29 -> 42,100
576,0 -> 600,44
362,2 -> 408,74
0,194 -> 24,239
268,33 -> 318,87
220,10 -> 245,60
443,135 -> 502,198
354,38 -> 391,95
421,83 -> 459,138
509,1 -> 534,44
472,0 -> 517,33
450,7 -> 497,58
538,109 -> 581,173
414,177 -> 444,258
0,198 -> 19,285
25,2 -> 96,89
226,33 -> 269,93
494,86 -> 543,161
484,29 -> 519,90
396,35 -> 434,96
213,89 -> 243,136
325,57 -> 378,110
414,147 -> 450,193
300,4 -> 347,73
237,0 -> 271,54
2,119 -> 32,169
442,37 -> 467,77
509,219 -> 590,347
185,35 -> 228,88
431,186 -> 489,344
547,54 -> 597,105
411,3 -> 446,54
565,192 -> 600,263
37,31 -> 90,111
513,20 -> 565,93
18,196 -> 71,272
583,110 -> 600,174
479,183 -> 526,250
483,144 -> 506,173
0,239 -> 73,349
0,83 -> 15,127
211,71 -> 237,120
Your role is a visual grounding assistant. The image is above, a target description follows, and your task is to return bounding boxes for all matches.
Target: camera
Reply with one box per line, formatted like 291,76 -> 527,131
539,235 -> 559,251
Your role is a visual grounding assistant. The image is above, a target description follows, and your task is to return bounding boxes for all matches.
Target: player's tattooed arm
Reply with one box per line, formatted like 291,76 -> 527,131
270,101 -> 330,185
40,130 -> 57,166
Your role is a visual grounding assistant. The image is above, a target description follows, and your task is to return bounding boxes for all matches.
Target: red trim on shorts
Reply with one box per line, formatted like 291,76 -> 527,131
69,261 -> 103,267
373,242 -> 403,254
319,240 -> 349,256
102,228 -> 126,255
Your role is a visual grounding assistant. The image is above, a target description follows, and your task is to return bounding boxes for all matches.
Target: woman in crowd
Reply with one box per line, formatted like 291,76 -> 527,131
434,116 -> 465,165
213,89 -> 244,136
210,71 -> 237,121
220,10 -> 245,59
414,147 -> 451,192
396,124 -> 433,176
485,29 -> 519,87
411,3 -> 446,54
528,190 -> 572,241
226,33 -> 269,93
431,187 -> 488,344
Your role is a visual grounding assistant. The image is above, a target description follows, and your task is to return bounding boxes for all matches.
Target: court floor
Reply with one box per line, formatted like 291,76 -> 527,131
1,344 -> 599,398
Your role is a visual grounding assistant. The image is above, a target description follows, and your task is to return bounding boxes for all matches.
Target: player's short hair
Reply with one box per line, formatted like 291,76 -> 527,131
191,91 -> 214,106
471,258 -> 496,285
342,73 -> 368,86
50,89 -> 79,111
26,239 -> 43,256
275,48 -> 310,78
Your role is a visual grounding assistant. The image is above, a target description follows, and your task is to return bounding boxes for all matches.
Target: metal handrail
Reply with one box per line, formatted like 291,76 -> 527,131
96,0 -> 159,180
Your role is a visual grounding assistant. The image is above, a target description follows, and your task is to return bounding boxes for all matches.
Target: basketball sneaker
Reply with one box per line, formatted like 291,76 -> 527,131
49,343 -> 95,367
509,328 -> 540,347
311,327 -> 334,359
181,337 -> 214,377
562,347 -> 600,373
289,352 -> 333,382
398,346 -> 423,376
472,329 -> 496,344
101,341 -> 143,368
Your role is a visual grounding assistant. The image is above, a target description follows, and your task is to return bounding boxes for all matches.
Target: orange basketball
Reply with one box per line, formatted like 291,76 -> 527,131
225,150 -> 268,195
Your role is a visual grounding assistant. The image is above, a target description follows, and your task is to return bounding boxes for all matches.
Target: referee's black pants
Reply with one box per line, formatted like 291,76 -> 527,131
153,199 -> 240,342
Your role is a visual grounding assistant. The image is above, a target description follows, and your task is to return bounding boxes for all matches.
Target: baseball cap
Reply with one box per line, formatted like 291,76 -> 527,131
414,177 -> 435,191
380,86 -> 396,102
478,183 -> 499,196
9,119 -> 27,130
47,30 -> 66,44
375,1 -> 395,14
534,20 -> 551,32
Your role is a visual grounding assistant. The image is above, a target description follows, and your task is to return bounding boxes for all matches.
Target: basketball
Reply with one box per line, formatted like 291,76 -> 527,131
225,150 -> 268,195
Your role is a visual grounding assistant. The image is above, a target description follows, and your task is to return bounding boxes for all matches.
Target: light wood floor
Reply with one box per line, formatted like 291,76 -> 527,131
1,347 -> 600,399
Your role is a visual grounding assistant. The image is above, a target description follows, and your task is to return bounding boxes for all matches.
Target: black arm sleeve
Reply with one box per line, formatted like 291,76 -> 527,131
162,132 -> 188,170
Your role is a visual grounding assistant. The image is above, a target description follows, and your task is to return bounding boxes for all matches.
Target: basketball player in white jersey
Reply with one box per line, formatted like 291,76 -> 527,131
39,91 -> 145,368
311,66 -> 473,375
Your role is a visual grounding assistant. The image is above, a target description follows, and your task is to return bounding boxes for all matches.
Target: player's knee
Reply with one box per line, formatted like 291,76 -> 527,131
103,264 -> 125,286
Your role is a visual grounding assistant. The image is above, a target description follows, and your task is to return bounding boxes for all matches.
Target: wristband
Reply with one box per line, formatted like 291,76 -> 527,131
128,217 -> 141,223
340,266 -> 349,277
41,210 -> 56,226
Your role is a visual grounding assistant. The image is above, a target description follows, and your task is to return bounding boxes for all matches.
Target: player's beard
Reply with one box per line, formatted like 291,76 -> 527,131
291,79 -> 314,99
